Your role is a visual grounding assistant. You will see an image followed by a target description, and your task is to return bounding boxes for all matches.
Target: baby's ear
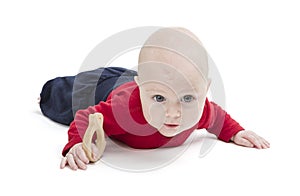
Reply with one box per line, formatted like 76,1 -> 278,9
134,76 -> 139,85
206,78 -> 211,93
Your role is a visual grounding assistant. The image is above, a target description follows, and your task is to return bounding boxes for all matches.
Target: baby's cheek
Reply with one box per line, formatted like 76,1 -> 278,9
181,106 -> 202,129
147,103 -> 166,128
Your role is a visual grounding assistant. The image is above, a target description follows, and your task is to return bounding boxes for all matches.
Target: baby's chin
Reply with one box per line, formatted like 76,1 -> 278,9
154,123 -> 197,137
158,126 -> 184,137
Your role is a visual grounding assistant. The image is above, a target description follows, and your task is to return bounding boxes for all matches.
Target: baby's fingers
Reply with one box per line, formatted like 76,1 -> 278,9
66,154 -> 78,170
73,156 -> 87,170
233,130 -> 270,149
236,137 -> 254,148
91,144 -> 101,161
72,148 -> 88,170
259,137 -> 270,149
246,135 -> 263,149
76,146 -> 89,164
60,157 -> 67,169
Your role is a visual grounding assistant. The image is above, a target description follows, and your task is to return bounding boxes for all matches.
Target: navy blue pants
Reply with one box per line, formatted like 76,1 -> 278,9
40,67 -> 137,125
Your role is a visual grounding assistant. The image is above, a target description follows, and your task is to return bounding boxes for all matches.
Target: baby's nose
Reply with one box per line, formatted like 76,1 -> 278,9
165,105 -> 181,118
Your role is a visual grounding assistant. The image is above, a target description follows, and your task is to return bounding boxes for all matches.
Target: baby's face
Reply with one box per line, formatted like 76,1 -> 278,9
136,50 -> 209,137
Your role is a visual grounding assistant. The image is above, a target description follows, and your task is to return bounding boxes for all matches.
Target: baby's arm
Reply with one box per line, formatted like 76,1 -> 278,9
60,113 -> 106,170
231,130 -> 270,149
202,100 -> 270,149
60,101 -> 107,170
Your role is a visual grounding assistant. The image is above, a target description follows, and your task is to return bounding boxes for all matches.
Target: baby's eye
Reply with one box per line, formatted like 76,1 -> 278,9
153,95 -> 166,102
181,95 -> 194,103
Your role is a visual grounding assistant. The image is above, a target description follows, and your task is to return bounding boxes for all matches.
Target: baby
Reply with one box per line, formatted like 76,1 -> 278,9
40,27 -> 269,170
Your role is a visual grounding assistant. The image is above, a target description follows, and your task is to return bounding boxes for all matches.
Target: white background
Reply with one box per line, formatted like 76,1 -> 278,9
1,0 -> 299,195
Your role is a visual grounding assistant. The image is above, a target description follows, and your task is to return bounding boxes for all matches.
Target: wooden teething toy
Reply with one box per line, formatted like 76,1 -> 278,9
82,113 -> 106,162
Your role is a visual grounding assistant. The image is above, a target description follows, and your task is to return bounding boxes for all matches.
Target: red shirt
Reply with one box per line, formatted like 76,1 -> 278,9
62,81 -> 244,156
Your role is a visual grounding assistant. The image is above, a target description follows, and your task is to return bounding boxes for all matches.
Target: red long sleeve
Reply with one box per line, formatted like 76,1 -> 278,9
62,94 -> 130,156
198,99 -> 244,142
62,81 -> 244,156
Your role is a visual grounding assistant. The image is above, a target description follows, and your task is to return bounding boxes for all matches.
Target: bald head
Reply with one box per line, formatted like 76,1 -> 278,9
138,27 -> 209,82
135,28 -> 211,136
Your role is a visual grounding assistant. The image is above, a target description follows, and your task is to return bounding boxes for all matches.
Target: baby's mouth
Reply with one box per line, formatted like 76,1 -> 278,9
163,123 -> 179,129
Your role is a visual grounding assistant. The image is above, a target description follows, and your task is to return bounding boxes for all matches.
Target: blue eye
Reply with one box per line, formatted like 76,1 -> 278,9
153,95 -> 166,102
181,95 -> 194,103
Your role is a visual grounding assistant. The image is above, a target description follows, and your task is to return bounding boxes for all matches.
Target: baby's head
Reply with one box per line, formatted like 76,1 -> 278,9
135,27 -> 210,137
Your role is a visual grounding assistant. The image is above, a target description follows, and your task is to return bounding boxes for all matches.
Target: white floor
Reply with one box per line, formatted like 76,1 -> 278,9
1,1 -> 300,196
2,101 -> 299,196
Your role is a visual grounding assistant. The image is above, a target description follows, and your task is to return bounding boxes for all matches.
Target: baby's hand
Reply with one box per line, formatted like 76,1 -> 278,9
232,130 -> 270,149
60,142 -> 101,170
